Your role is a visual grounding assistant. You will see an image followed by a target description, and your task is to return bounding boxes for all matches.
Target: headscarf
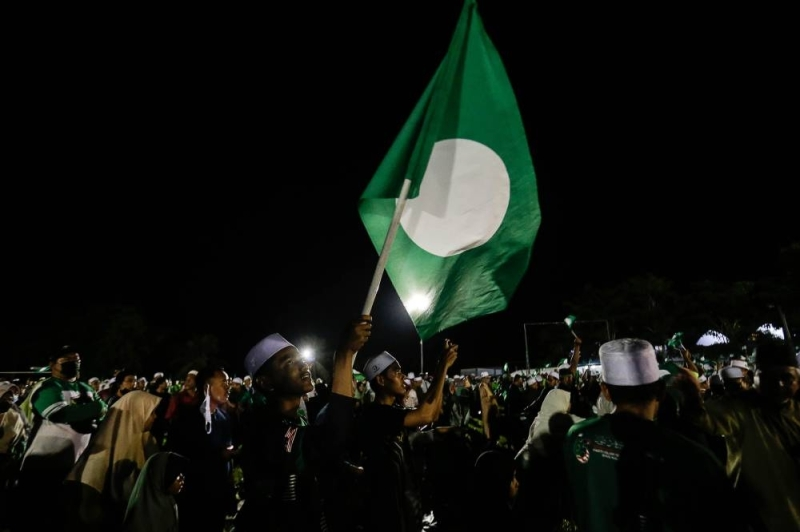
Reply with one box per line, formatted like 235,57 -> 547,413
123,452 -> 188,532
0,406 -> 27,455
66,390 -> 161,505
527,388 -> 583,454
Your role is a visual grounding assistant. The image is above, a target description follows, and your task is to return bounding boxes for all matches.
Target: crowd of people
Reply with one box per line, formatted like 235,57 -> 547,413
0,317 -> 797,531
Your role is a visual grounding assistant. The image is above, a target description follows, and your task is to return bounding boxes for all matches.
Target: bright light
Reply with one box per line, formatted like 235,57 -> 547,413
757,323 -> 784,339
696,330 -> 730,347
301,348 -> 314,361
406,293 -> 432,314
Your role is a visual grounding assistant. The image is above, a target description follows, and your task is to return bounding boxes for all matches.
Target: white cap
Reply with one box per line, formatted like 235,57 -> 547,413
245,333 -> 296,376
547,371 -> 559,380
407,372 -> 415,379
88,377 -> 100,384
730,359 -> 749,370
720,366 -> 744,380
599,338 -> 660,386
480,371 -> 490,378
363,351 -> 399,381
232,377 -> 243,384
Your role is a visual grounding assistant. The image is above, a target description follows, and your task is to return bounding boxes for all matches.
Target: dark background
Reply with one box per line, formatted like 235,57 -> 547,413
2,2 -> 796,378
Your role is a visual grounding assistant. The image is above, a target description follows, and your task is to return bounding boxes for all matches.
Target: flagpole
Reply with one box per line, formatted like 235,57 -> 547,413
361,178 -> 413,316
523,323 -> 531,374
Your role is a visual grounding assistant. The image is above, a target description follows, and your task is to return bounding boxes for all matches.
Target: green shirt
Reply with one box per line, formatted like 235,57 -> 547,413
564,412 -> 738,532
31,377 -> 107,433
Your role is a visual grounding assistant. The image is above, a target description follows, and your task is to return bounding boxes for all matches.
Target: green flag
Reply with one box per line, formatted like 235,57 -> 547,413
358,0 -> 541,340
667,332 -> 684,350
564,314 -> 577,329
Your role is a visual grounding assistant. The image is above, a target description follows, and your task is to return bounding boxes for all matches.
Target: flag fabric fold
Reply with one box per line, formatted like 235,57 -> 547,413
358,0 -> 541,340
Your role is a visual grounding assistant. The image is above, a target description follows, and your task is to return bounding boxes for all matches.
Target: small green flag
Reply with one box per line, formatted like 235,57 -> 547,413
564,315 -> 577,329
358,0 -> 540,340
667,332 -> 684,349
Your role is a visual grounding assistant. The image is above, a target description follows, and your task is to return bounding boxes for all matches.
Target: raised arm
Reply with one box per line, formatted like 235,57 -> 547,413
404,339 -> 458,428
680,346 -> 700,376
331,315 -> 372,397
569,336 -> 582,374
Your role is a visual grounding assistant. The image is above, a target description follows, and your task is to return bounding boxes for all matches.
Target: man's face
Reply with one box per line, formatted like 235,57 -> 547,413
51,353 -> 81,381
377,363 -> 407,399
262,347 -> 313,396
119,375 -> 137,393
207,370 -> 231,408
184,373 -> 197,391
243,376 -> 252,388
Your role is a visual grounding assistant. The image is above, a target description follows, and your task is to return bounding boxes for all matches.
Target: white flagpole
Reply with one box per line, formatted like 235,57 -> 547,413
361,178 -> 413,316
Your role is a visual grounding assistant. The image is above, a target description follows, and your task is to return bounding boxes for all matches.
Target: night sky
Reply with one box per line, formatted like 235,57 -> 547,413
3,2 -> 796,377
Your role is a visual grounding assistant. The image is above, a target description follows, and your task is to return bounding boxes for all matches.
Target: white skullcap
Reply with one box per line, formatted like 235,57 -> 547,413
720,366 -> 744,380
187,370 -> 199,376
363,351 -> 399,381
153,372 -> 164,379
480,371 -> 490,378
547,371 -> 559,380
245,333 -> 296,376
232,377 -> 243,384
88,377 -> 100,384
599,338 -> 660,386
730,359 -> 749,370
407,372 -> 415,379
526,377 -> 536,386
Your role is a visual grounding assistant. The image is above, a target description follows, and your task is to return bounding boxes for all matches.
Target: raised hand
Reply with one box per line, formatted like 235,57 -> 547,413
441,338 -> 458,370
342,314 -> 372,353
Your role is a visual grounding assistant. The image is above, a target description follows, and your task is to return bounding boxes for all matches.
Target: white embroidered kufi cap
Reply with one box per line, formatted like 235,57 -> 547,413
720,366 -> 744,380
245,333 -> 296,376
599,338 -> 660,386
730,358 -> 749,370
362,351 -> 399,381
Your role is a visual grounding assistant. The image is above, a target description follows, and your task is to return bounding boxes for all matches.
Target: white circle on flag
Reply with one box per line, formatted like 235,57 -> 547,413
400,138 -> 510,257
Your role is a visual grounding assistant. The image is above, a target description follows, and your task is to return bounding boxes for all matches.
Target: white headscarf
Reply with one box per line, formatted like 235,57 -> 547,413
526,389 -> 584,454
